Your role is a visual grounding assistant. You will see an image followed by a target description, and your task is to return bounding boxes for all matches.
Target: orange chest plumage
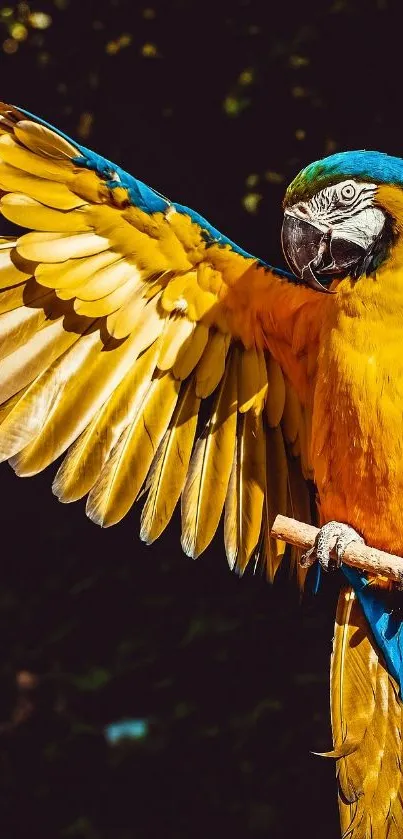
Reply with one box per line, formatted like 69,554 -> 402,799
311,271 -> 403,553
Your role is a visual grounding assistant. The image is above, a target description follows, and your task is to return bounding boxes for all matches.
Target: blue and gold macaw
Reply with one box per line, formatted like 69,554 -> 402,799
0,101 -> 402,836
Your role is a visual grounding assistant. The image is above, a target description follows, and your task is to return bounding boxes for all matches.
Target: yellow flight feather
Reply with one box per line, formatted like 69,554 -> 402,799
0,133 -> 74,182
181,349 -> 237,558
17,231 -> 110,262
224,409 -> 266,572
252,348 -> 269,416
0,102 -> 320,594
0,314 -> 83,406
14,119 -> 79,159
0,327 -> 100,463
157,315 -> 195,371
0,194 -> 90,233
0,282 -> 26,315
195,330 -> 230,398
73,276 -> 134,317
71,260 -> 140,302
0,295 -> 55,361
285,452 -> 311,589
11,299 -> 165,477
0,385 -> 30,427
238,346 -> 261,413
172,322 -> 209,380
106,293 -> 147,340
35,251 -> 120,290
53,341 -> 161,503
264,426 -> 288,582
140,378 -> 201,543
0,276 -> 53,316
86,371 -> 180,527
0,161 -> 84,210
0,267 -> 27,293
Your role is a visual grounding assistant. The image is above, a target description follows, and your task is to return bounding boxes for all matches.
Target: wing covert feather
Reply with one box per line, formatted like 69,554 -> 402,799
0,101 -> 323,577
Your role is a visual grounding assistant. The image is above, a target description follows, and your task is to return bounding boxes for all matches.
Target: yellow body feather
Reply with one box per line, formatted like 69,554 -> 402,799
0,102 -> 401,838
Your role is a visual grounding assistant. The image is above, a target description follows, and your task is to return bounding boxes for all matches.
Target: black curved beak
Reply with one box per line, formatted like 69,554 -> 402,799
281,213 -> 367,293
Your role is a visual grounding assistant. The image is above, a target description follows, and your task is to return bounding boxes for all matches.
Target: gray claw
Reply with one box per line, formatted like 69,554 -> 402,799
300,521 -> 365,573
300,545 -> 318,569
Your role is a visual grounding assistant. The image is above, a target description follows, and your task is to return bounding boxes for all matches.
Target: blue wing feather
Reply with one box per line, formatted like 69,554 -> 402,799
18,108 -> 403,697
18,105 -> 292,277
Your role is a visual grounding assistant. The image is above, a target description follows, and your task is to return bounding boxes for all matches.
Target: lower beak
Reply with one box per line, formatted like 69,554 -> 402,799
281,213 -> 366,292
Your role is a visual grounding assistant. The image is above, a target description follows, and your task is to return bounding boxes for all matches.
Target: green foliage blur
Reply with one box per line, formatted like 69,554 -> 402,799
0,0 -> 400,836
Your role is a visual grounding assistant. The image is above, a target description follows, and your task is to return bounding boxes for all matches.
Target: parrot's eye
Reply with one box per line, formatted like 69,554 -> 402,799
339,183 -> 356,202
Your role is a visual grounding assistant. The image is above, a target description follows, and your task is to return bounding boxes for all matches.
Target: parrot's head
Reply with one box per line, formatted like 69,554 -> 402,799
282,150 -> 403,292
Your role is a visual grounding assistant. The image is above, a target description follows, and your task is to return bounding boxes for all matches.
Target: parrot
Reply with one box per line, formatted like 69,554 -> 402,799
0,100 -> 402,837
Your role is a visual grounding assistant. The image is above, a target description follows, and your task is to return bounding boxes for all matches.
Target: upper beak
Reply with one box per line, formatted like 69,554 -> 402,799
281,212 -> 367,293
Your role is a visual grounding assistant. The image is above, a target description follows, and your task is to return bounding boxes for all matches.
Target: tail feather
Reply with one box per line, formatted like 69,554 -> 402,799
330,587 -> 403,838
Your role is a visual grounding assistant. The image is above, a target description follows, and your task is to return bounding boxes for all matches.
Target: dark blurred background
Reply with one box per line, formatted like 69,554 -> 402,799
0,0 -> 400,836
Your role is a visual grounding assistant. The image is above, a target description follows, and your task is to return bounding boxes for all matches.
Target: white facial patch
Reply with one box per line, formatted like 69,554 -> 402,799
331,206 -> 385,250
288,179 -> 385,251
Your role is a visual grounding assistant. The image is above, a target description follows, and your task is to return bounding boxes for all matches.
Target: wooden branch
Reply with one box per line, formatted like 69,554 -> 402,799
270,514 -> 403,584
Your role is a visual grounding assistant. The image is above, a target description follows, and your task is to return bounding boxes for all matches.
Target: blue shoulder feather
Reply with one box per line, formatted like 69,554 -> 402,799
19,109 -> 403,696
18,106 -> 292,278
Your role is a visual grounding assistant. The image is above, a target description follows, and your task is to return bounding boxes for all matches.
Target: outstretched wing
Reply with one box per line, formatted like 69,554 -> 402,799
0,102 -> 324,579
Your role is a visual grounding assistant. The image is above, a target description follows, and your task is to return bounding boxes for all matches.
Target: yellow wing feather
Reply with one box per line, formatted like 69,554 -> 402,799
53,341 -> 162,504
0,102 -> 401,839
140,378 -> 201,543
181,349 -> 238,558
224,408 -> 266,572
0,100 -> 322,582
86,370 -> 180,527
264,426 -> 289,582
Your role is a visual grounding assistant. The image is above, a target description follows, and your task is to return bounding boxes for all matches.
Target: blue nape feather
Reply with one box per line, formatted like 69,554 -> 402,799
308,150 -> 403,186
286,148 -> 403,205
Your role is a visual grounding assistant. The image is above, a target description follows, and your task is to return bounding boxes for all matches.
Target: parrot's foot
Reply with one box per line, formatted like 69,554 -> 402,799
300,521 -> 365,572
